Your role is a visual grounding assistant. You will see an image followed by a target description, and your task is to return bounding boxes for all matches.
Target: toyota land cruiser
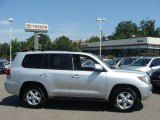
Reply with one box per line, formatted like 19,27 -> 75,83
4,51 -> 152,112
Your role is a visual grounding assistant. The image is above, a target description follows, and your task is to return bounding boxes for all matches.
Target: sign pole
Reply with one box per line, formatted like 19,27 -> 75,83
34,32 -> 39,51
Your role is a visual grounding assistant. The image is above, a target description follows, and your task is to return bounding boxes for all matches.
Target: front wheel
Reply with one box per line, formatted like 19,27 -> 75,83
112,88 -> 139,112
23,86 -> 47,108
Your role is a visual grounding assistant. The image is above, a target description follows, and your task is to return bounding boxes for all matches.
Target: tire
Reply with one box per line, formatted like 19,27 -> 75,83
112,88 -> 139,112
23,86 -> 47,108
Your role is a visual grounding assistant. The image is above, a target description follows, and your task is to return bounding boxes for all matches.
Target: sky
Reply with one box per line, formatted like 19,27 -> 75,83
0,0 -> 160,43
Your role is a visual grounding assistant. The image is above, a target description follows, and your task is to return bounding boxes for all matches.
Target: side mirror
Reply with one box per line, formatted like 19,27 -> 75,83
94,64 -> 103,72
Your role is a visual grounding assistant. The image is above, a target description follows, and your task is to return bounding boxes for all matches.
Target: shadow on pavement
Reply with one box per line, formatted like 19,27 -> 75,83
0,95 -> 143,112
0,95 -> 25,108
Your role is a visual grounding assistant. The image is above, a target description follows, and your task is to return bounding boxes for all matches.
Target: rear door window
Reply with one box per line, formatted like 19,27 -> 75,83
48,54 -> 72,70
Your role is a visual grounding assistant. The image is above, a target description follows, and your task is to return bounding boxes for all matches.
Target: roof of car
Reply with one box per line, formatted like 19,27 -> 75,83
18,51 -> 95,56
139,56 -> 160,59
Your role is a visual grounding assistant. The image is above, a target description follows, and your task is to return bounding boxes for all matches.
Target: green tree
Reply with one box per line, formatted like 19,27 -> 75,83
38,34 -> 52,50
138,19 -> 156,37
0,43 -> 10,59
108,19 -> 160,40
110,21 -> 138,40
54,36 -> 73,51
19,41 -> 28,51
86,36 -> 100,43
26,34 -> 52,50
72,40 -> 82,52
155,27 -> 160,37
12,38 -> 21,57
26,35 -> 34,50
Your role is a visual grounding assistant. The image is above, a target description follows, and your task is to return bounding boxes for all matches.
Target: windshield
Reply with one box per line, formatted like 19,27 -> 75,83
104,57 -> 123,67
130,58 -> 151,66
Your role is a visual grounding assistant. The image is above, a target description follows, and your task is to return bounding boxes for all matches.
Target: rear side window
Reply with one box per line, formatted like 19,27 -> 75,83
22,54 -> 43,68
22,53 -> 72,70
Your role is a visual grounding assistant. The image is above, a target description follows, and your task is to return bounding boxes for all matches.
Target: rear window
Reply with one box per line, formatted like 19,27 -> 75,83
22,53 -> 72,70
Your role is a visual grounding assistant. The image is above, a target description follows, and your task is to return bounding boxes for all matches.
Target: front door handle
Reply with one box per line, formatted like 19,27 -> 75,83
39,73 -> 47,77
72,75 -> 80,79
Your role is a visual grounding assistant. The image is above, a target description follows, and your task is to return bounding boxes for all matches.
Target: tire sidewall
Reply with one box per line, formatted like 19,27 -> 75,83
23,86 -> 46,108
112,88 -> 138,112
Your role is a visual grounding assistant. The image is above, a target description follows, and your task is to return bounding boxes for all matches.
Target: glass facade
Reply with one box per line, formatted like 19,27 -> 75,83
82,44 -> 160,57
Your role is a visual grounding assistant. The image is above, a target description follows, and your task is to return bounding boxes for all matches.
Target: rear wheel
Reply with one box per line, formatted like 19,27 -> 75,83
23,86 -> 47,108
112,88 -> 139,112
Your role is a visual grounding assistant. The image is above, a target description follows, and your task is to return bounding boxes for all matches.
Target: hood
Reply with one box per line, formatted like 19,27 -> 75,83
120,65 -> 145,71
113,68 -> 147,76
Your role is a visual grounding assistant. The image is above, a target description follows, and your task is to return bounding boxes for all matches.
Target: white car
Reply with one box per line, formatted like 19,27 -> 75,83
5,51 -> 152,112
122,57 -> 160,76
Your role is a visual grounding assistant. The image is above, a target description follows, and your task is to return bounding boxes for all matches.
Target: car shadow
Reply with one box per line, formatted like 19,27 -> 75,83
0,95 -> 25,108
0,95 -> 143,112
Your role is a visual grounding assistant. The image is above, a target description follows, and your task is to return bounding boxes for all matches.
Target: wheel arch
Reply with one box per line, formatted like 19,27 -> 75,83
19,81 -> 48,100
108,84 -> 141,101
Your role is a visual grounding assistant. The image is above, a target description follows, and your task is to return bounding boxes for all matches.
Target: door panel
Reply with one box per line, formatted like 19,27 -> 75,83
39,53 -> 72,96
43,70 -> 71,96
70,54 -> 107,98
70,71 -> 107,98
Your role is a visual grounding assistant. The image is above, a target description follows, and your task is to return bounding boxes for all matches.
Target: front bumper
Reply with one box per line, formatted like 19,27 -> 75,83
140,84 -> 152,100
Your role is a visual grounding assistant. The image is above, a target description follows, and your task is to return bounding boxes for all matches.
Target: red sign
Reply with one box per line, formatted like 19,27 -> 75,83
25,23 -> 48,32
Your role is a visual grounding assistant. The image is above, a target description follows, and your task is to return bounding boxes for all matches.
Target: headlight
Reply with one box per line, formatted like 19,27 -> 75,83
137,76 -> 150,84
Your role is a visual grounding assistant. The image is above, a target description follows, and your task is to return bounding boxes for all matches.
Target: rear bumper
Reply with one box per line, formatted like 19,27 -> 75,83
4,78 -> 21,96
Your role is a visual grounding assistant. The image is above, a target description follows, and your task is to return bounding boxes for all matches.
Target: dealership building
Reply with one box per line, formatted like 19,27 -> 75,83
82,37 -> 160,57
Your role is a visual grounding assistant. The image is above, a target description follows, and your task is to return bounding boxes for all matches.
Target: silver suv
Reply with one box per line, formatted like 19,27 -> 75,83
4,51 -> 152,112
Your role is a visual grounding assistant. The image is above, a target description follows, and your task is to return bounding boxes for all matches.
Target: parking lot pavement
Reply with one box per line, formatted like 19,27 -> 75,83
0,74 -> 160,120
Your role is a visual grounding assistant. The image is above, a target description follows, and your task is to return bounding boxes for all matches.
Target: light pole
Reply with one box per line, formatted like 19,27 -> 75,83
8,18 -> 14,66
96,18 -> 106,58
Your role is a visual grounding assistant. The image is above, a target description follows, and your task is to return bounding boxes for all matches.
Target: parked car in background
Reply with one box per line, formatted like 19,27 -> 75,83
107,57 -> 138,69
1,59 -> 10,70
0,61 -> 6,74
150,68 -> 160,88
122,57 -> 160,76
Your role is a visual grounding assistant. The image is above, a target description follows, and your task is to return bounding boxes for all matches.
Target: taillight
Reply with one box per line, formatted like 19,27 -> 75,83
6,69 -> 11,78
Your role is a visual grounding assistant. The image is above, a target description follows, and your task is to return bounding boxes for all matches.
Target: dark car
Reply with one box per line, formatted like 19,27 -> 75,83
0,61 -> 6,74
150,68 -> 160,87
